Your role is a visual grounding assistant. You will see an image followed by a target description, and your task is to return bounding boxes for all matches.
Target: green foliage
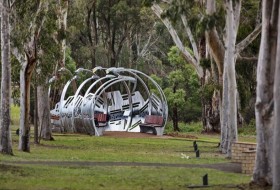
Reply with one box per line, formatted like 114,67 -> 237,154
11,105 -> 20,125
199,80 -> 219,104
238,119 -> 256,136
167,46 -> 186,68
165,121 -> 203,133
236,61 -> 257,123
164,87 -> 185,108
65,47 -> 77,73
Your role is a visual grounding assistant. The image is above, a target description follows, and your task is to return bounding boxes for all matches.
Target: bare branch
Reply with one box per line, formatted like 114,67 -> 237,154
161,0 -> 172,4
181,15 -> 199,61
205,0 -> 224,75
151,3 -> 203,78
235,24 -> 261,54
236,55 -> 258,62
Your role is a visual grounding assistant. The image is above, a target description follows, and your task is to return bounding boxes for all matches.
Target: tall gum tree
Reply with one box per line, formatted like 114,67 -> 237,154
151,0 -> 261,156
252,0 -> 279,186
0,0 -> 13,155
11,1 -> 49,152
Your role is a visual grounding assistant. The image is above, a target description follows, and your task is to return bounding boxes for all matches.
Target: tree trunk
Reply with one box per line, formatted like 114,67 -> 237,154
272,3 -> 280,190
273,7 -> 280,188
253,0 -> 278,186
172,105 -> 179,132
37,84 -> 53,140
87,1 -> 98,69
19,56 -> 36,152
0,0 -> 13,155
34,84 -> 39,144
221,68 -> 229,153
224,0 -> 239,158
57,0 -> 69,68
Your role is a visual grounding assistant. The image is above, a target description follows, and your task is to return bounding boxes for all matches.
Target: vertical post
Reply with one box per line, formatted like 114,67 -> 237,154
196,150 -> 200,158
194,144 -> 198,151
203,174 -> 208,186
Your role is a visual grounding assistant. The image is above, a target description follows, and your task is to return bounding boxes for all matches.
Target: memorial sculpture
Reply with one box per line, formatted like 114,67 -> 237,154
50,67 -> 168,136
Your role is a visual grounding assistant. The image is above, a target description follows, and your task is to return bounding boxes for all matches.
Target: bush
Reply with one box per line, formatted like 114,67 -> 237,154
11,104 -> 20,125
238,119 -> 256,136
164,121 -> 203,133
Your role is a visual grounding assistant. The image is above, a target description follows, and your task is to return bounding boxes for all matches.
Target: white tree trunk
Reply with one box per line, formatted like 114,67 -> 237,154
0,0 -> 13,155
253,0 -> 278,186
221,69 -> 229,153
19,57 -> 31,152
15,1 -> 48,151
224,0 -> 239,158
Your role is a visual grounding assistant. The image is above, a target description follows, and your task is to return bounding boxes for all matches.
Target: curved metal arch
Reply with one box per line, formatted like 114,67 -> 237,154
127,69 -> 168,126
59,75 -> 78,132
80,75 -> 116,134
82,75 -> 117,105
106,67 -> 152,114
71,75 -> 100,132
107,68 -> 168,127
91,76 -> 136,136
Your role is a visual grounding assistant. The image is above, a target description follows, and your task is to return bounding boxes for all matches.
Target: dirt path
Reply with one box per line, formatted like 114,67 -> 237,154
2,161 -> 241,173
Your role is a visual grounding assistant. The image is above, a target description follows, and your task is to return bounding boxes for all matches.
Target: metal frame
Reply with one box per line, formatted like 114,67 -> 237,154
50,67 -> 168,136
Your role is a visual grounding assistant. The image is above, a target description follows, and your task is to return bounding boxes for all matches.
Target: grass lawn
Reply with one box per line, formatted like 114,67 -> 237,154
0,129 -> 254,190
1,106 -> 257,189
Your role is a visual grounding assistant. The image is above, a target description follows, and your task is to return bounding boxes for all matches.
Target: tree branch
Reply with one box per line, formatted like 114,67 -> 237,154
181,15 -> 199,61
236,55 -> 258,62
151,3 -> 203,78
205,0 -> 224,75
235,24 -> 261,54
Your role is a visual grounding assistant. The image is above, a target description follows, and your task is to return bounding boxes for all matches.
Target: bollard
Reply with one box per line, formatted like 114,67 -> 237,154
203,174 -> 208,186
196,150 -> 200,158
193,141 -> 196,146
194,144 -> 198,151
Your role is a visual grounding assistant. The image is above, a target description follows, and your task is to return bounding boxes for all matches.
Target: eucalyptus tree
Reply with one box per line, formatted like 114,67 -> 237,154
36,2 -> 60,141
95,0 -> 143,67
56,0 -> 69,69
69,0 -> 161,70
11,0 -> 49,152
252,0 -> 279,186
148,0 -> 261,157
206,0 -> 261,156
0,0 -> 13,155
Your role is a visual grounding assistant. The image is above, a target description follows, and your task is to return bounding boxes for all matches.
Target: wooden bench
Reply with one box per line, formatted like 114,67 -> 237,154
94,113 -> 107,127
93,113 -> 108,136
139,115 -> 164,136
51,115 -> 60,120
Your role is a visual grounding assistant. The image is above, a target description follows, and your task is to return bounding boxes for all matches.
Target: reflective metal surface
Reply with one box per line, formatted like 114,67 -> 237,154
50,67 -> 168,136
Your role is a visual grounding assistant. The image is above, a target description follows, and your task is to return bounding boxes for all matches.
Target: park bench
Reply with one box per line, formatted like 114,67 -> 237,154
51,115 -> 60,120
139,115 -> 164,136
93,113 -> 108,136
94,113 -> 107,127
